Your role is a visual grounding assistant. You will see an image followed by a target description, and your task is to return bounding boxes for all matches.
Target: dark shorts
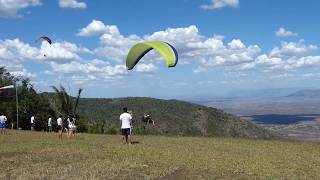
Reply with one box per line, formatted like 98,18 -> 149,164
0,122 -> 5,129
121,128 -> 130,136
57,125 -> 62,131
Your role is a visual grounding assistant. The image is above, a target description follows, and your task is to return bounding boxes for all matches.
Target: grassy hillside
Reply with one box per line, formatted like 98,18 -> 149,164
1,131 -> 319,179
77,97 -> 275,139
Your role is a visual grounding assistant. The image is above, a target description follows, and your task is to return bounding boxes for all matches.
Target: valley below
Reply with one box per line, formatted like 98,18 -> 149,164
197,94 -> 320,142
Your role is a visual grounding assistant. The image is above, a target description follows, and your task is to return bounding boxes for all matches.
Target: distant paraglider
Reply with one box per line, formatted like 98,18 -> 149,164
126,41 -> 178,70
38,36 -> 52,44
36,36 -> 52,57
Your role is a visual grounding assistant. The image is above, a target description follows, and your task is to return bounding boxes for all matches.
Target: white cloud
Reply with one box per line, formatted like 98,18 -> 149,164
145,25 -> 202,45
275,27 -> 298,37
0,0 -> 41,17
239,62 -> 255,70
77,20 -> 120,37
77,20 -> 141,63
201,0 -> 239,10
94,46 -> 128,63
192,39 -> 261,68
228,39 -> 245,49
79,23 -> 203,64
59,0 -> 86,9
0,38 -> 40,74
0,38 -> 39,60
50,59 -> 128,80
256,54 -> 282,65
40,41 -> 91,63
78,21 -> 263,73
270,40 -> 317,57
241,40 -> 320,71
0,38 -> 94,79
11,68 -> 37,78
70,75 -> 96,85
294,56 -> 320,68
0,38 -> 92,64
193,66 -> 208,74
136,63 -> 157,73
143,25 -> 260,67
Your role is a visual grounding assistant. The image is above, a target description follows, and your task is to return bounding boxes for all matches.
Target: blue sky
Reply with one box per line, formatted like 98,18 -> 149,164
1,0 -> 320,98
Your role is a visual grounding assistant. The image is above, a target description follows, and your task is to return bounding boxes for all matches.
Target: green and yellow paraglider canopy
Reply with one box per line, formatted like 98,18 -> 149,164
126,41 -> 178,70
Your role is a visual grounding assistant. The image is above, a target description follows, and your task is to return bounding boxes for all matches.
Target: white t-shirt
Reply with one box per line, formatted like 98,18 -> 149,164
48,118 -> 52,126
31,116 -> 35,123
67,118 -> 73,127
57,117 -> 62,126
120,112 -> 132,129
0,115 -> 7,123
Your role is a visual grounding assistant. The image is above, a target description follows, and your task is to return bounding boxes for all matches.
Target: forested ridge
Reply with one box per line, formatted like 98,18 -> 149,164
77,97 -> 276,139
1,67 -> 275,138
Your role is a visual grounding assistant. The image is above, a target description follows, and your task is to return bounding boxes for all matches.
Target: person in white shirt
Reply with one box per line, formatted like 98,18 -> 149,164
120,107 -> 132,144
30,116 -> 35,131
57,116 -> 63,139
48,117 -> 52,132
70,116 -> 77,137
65,116 -> 70,138
67,116 -> 75,138
0,114 -> 7,134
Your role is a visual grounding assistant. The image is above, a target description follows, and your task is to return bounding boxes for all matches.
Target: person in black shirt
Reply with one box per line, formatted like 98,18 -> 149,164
142,112 -> 155,125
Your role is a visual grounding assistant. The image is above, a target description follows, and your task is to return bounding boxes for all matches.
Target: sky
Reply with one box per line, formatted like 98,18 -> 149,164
1,0 -> 320,98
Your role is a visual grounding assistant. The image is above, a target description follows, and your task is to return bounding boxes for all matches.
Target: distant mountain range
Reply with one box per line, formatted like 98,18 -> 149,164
286,89 -> 320,98
196,88 -> 320,117
188,88 -> 320,102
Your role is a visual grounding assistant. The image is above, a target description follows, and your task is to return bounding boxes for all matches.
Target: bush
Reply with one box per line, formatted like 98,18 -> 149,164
106,127 -> 118,135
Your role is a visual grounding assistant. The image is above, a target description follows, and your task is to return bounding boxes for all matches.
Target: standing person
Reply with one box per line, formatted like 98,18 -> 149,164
120,107 -> 132,144
71,116 -> 77,137
0,114 -> 7,134
68,117 -> 74,138
127,110 -> 134,142
30,116 -> 35,131
48,117 -> 52,132
65,116 -> 71,138
57,116 -> 63,139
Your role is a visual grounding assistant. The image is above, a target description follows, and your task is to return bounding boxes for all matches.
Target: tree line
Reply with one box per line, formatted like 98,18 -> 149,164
0,67 -> 87,132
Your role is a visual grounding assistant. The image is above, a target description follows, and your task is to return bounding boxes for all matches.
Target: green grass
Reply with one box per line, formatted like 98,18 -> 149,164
0,130 -> 319,179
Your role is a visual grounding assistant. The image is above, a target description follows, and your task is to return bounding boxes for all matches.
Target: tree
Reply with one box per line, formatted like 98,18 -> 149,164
50,85 -> 83,117
0,67 -> 55,130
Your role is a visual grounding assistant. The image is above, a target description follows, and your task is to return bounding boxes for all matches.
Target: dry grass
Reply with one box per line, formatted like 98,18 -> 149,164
0,130 -> 320,179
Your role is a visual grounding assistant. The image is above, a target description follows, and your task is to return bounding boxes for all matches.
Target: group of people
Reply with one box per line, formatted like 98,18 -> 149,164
54,115 -> 77,139
30,115 -> 76,139
119,108 -> 155,144
2,108 -> 155,144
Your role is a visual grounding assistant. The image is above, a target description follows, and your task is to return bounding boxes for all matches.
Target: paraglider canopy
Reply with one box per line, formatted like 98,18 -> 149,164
38,36 -> 52,44
126,41 -> 178,70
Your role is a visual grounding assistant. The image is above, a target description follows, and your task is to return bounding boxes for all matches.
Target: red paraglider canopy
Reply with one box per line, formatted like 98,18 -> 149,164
38,36 -> 52,44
